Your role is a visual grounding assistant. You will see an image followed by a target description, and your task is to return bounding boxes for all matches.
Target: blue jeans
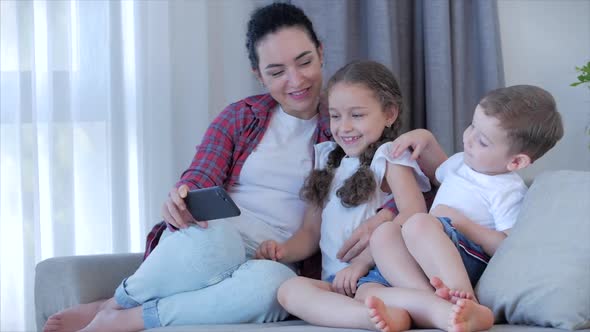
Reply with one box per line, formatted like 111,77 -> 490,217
114,221 -> 295,328
326,267 -> 391,287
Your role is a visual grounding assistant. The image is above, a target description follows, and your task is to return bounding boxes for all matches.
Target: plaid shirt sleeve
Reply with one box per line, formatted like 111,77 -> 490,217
143,104 -> 241,259
176,105 -> 239,190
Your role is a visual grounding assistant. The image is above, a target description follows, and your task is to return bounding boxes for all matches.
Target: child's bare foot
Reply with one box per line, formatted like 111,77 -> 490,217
430,276 -> 475,303
430,276 -> 451,301
449,289 -> 475,302
447,299 -> 494,332
43,300 -> 109,332
366,296 -> 409,332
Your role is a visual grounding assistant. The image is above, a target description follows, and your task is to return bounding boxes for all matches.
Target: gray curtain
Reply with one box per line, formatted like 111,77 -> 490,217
292,0 -> 504,154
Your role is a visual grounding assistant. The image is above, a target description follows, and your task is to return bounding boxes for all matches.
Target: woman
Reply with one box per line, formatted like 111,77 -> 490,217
43,4 -> 397,332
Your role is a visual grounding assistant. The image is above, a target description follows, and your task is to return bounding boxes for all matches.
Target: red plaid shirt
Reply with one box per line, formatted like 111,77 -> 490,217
143,93 -> 413,259
144,94 -> 333,258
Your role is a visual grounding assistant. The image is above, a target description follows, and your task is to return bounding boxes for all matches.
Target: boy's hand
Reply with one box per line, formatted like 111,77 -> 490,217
391,129 -> 434,160
330,262 -> 371,297
255,240 -> 286,261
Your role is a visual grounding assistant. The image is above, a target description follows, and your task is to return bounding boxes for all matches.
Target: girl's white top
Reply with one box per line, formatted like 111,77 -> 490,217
315,141 -> 431,279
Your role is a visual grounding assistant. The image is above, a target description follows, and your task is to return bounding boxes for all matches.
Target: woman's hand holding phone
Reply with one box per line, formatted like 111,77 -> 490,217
161,184 -> 209,230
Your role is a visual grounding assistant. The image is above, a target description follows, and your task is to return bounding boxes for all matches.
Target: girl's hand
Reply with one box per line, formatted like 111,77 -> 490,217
161,184 -> 208,230
255,240 -> 286,261
337,209 -> 394,262
391,129 -> 434,160
331,262 -> 371,297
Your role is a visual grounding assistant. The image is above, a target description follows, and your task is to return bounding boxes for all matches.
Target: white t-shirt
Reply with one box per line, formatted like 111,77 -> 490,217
315,141 -> 431,279
430,152 -> 527,231
228,106 -> 318,257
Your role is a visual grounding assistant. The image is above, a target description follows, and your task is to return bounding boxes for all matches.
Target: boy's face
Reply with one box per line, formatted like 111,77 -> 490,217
462,105 -> 516,175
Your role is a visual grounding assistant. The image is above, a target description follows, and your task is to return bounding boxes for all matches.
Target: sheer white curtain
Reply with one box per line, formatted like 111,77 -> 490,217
0,0 -> 260,330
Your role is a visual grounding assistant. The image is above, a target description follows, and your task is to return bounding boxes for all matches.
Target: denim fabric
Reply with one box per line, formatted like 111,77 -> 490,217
326,267 -> 391,288
437,217 -> 490,286
114,221 -> 294,328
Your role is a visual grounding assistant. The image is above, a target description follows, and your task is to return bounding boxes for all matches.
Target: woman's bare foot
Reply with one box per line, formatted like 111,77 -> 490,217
447,299 -> 494,332
78,306 -> 143,332
430,277 -> 474,303
366,296 -> 410,332
43,300 -> 108,332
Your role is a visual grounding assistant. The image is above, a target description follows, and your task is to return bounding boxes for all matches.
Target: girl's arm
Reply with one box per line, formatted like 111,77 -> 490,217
391,129 -> 448,186
272,205 -> 323,264
386,163 -> 428,225
336,207 -> 394,262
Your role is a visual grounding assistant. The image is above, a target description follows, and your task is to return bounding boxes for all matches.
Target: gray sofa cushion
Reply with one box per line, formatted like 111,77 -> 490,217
476,170 -> 590,330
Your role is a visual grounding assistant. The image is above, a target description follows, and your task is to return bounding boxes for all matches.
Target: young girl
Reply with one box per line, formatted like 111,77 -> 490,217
255,60 -> 431,331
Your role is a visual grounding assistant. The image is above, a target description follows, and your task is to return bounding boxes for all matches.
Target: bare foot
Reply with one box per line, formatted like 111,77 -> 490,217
366,296 -> 409,332
78,306 -> 143,332
43,300 -> 107,332
430,276 -> 451,301
449,289 -> 475,302
430,277 -> 474,304
447,299 -> 494,332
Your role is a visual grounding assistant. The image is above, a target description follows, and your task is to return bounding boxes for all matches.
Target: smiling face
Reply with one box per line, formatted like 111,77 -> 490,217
462,105 -> 518,175
254,27 -> 323,120
328,82 -> 397,157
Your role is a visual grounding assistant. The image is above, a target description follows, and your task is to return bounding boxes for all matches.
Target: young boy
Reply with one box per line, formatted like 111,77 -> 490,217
370,84 -> 564,307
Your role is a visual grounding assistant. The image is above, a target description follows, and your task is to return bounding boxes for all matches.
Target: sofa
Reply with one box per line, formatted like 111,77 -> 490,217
35,170 -> 590,332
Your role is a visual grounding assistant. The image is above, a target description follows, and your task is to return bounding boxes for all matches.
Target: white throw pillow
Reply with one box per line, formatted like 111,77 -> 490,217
476,170 -> 590,330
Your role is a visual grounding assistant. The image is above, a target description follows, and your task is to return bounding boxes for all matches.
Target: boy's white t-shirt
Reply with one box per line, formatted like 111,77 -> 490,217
316,141 -> 431,280
430,152 -> 528,231
228,106 -> 318,257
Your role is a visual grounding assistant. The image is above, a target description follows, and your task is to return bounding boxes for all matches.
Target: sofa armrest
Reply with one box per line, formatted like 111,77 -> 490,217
34,253 -> 142,331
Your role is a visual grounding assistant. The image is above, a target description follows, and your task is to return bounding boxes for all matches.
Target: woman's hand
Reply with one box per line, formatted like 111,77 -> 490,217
255,240 -> 286,261
337,209 -> 394,262
330,262 -> 371,297
161,184 -> 209,229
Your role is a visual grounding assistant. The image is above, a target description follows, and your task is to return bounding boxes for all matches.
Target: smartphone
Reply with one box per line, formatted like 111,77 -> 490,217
184,186 -> 241,221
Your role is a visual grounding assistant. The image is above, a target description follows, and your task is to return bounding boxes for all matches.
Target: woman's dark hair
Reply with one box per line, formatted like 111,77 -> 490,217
246,3 -> 321,70
301,61 -> 404,208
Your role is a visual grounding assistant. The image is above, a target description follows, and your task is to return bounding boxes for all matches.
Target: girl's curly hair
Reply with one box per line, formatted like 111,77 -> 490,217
301,61 -> 403,208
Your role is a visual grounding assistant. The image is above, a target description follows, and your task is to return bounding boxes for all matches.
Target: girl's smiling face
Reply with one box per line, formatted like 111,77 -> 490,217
328,82 -> 397,157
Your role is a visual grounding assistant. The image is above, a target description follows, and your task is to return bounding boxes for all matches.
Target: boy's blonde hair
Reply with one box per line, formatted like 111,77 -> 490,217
479,85 -> 564,162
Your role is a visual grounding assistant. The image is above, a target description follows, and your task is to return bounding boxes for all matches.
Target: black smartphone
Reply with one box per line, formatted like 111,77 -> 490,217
184,186 -> 241,221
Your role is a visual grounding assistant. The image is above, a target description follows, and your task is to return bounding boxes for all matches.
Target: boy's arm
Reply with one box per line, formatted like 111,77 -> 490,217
431,205 -> 507,256
276,205 -> 323,263
391,129 -> 448,186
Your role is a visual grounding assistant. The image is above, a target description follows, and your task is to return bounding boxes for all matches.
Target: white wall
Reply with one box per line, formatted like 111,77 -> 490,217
498,0 -> 590,182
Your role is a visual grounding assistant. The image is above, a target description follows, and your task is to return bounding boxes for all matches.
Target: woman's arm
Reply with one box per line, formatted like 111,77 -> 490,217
177,106 -> 240,189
